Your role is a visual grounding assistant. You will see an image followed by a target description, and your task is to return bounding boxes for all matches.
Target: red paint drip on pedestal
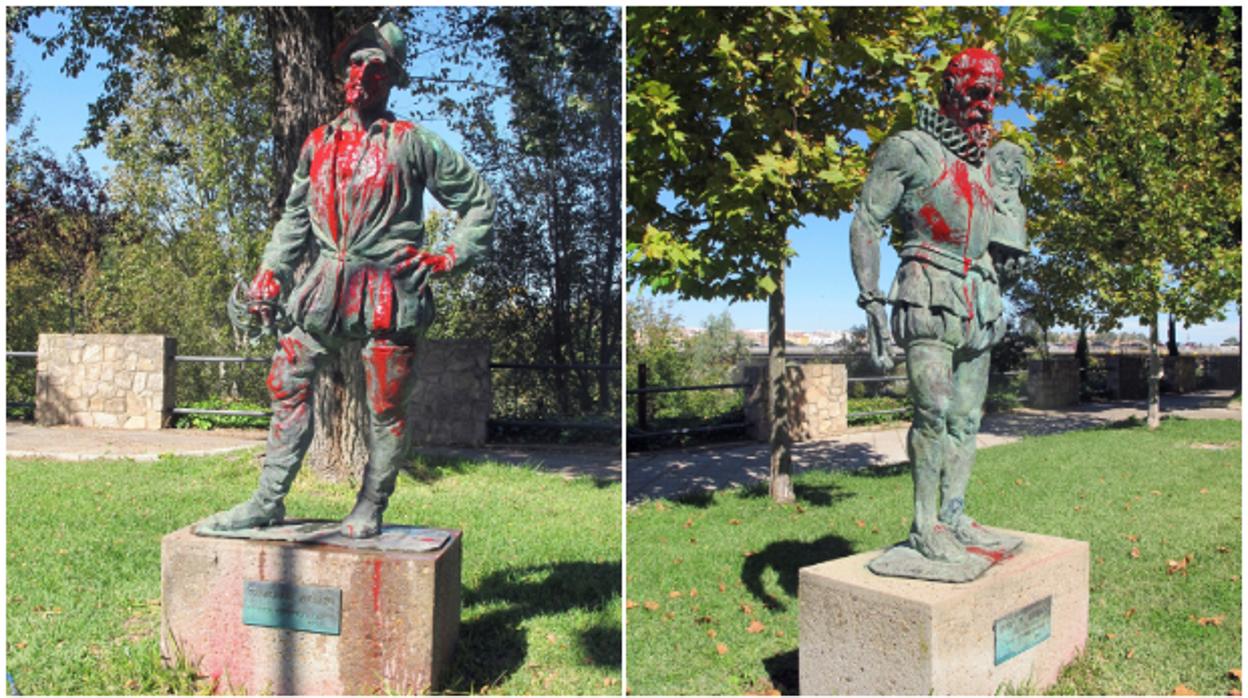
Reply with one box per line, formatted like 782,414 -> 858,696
372,559 -> 383,613
966,546 -> 1013,564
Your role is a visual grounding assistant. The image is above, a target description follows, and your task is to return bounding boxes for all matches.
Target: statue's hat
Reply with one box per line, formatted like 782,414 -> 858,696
332,19 -> 409,88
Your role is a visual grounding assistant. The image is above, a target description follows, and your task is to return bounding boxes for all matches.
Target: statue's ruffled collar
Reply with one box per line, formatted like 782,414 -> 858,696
916,102 -> 988,166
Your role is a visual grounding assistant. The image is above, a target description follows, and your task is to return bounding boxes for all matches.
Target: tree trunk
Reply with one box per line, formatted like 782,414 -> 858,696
1148,313 -> 1162,430
768,262 -> 794,503
261,7 -> 379,482
1167,314 -> 1179,357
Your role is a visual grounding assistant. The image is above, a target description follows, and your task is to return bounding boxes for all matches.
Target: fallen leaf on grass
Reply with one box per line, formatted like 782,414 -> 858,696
1124,608 -> 1136,619
774,630 -> 785,637
1229,668 -> 1242,681
1126,534 -> 1139,542
1200,488 -> 1210,494
695,615 -> 713,624
1130,547 -> 1141,559
1168,555 -> 1193,575
603,677 -> 618,687
643,601 -> 659,611
14,642 -> 26,650
718,583 -> 727,593
707,629 -> 717,638
684,518 -> 694,528
1105,633 -> 1118,640
1196,615 -> 1226,627
1173,685 -> 1198,696
669,590 -> 682,599
546,633 -> 558,644
654,502 -> 667,512
1228,690 -> 1240,696
1015,478 -> 1025,486
742,550 -> 755,558
1126,648 -> 1135,659
1151,490 -> 1163,496
729,519 -> 741,526
625,599 -> 638,609
747,620 -> 766,634
716,643 -> 729,655
740,603 -> 754,615
855,520 -> 866,528
1218,546 -> 1231,554
664,612 -> 675,620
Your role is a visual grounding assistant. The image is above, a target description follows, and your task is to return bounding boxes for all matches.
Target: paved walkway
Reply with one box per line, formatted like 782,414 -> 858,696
626,390 -> 1240,503
5,423 -> 621,483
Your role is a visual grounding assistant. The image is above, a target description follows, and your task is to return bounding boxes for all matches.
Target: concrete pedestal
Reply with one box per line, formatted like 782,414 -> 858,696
799,529 -> 1088,695
161,524 -> 461,694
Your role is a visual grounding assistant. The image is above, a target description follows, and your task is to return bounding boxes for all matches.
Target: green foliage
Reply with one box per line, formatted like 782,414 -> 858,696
172,397 -> 269,430
626,7 -> 1067,303
627,419 -> 1241,695
1025,7 -> 1241,334
627,298 -> 749,427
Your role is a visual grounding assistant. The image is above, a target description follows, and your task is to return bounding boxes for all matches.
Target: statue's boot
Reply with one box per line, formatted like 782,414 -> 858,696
341,339 -> 415,539
203,328 -> 320,532
202,459 -> 296,530
909,523 -> 972,564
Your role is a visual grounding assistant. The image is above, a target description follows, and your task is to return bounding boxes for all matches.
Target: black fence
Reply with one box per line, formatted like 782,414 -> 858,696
7,350 -> 620,442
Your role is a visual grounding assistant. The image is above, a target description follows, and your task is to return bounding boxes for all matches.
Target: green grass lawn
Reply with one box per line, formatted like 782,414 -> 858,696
7,452 -> 621,695
626,418 -> 1242,696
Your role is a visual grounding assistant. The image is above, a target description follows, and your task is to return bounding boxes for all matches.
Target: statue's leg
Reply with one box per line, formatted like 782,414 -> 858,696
940,347 -> 1002,547
904,340 -> 969,563
204,327 -> 327,530
341,336 -> 416,538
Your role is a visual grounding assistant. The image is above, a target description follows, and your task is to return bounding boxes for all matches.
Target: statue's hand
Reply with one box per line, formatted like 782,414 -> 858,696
247,269 -> 282,329
394,244 -> 457,276
864,302 -> 894,373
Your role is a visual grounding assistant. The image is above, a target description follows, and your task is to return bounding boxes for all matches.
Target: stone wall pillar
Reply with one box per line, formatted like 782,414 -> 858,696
1025,358 -> 1080,409
35,334 -> 176,429
409,338 -> 491,447
743,362 -> 848,442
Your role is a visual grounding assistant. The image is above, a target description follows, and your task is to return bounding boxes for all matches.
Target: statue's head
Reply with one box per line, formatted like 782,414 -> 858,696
938,48 -> 1003,142
332,20 -> 409,111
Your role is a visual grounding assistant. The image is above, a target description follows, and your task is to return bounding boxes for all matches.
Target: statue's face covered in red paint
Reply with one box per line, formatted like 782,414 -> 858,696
939,48 -> 1003,142
344,47 -> 392,112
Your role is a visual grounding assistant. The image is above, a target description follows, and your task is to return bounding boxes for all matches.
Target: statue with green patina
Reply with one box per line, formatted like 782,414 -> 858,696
849,48 -> 1030,582
203,19 -> 495,539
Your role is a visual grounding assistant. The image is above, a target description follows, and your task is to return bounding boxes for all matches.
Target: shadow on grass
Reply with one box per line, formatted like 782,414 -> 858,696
738,481 -> 857,508
398,453 -> 475,483
740,534 -> 854,612
846,461 -> 912,478
763,649 -> 800,695
446,560 -> 621,691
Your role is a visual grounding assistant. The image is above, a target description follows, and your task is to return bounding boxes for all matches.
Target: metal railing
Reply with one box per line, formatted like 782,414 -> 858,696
627,363 -> 751,441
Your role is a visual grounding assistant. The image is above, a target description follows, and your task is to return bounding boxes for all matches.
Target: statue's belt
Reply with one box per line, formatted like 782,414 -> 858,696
899,243 -> 996,282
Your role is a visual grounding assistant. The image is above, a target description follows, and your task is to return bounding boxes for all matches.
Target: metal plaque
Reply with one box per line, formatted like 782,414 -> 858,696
242,580 -> 341,635
994,596 -> 1051,665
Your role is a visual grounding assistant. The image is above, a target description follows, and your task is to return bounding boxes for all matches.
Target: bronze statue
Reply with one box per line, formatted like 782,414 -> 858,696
205,19 -> 495,539
849,48 -> 1029,581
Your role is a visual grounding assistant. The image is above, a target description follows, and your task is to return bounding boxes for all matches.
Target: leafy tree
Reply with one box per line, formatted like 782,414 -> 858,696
1028,7 -> 1241,428
627,6 -> 1070,500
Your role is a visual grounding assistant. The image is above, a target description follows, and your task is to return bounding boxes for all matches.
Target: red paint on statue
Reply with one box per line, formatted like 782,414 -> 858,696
364,344 -> 412,416
918,204 -> 954,243
372,269 -> 394,331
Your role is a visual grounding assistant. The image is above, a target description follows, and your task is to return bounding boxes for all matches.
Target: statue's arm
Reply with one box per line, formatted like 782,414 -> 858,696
850,136 -> 914,301
987,140 -> 1029,256
412,129 -> 496,273
257,134 -> 316,291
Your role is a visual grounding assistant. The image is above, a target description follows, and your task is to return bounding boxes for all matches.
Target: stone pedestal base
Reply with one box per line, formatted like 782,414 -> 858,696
799,529 -> 1088,695
161,524 -> 461,694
